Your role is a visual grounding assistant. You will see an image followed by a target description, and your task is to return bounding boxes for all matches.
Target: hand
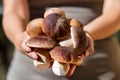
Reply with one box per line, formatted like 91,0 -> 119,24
83,32 -> 94,57
14,31 -> 38,59
66,64 -> 76,77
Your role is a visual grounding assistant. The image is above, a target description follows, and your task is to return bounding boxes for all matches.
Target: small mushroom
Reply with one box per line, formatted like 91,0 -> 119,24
25,36 -> 57,71
44,8 -> 66,18
26,36 -> 55,70
70,25 -> 88,55
50,46 -> 82,76
33,49 -> 51,71
50,46 -> 81,64
26,18 -> 44,37
59,19 -> 88,55
26,36 -> 56,49
42,13 -> 70,40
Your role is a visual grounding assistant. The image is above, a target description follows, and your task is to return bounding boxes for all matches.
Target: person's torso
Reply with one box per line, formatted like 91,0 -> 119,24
28,0 -> 103,19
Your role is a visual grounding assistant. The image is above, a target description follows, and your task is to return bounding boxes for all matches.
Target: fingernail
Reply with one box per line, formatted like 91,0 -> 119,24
32,54 -> 38,59
29,52 -> 38,59
25,47 -> 31,52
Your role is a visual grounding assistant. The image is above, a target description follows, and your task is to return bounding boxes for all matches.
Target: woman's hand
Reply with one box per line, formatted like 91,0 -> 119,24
14,31 -> 38,60
83,32 -> 94,57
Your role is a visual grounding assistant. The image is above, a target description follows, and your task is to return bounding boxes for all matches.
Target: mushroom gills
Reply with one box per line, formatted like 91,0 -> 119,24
34,52 -> 50,71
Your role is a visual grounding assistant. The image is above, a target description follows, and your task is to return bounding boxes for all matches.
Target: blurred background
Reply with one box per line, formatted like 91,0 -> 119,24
0,0 -> 120,80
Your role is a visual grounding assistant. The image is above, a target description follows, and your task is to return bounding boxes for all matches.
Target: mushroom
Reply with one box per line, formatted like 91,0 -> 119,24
70,26 -> 88,55
33,49 -> 51,71
44,8 -> 66,18
26,36 -> 56,49
26,36 -> 57,70
42,13 -> 70,40
59,18 -> 88,55
70,19 -> 88,55
50,46 -> 82,64
26,18 -> 44,37
50,46 -> 82,76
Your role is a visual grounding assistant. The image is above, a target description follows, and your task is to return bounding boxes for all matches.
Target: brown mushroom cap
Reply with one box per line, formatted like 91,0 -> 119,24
70,26 -> 88,55
42,13 -> 70,40
44,8 -> 66,18
26,18 -> 44,37
26,36 -> 56,49
50,46 -> 81,64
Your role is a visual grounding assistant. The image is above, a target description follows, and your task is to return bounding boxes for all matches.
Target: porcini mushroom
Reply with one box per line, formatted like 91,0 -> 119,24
59,18 -> 88,55
26,18 -> 44,37
70,26 -> 88,55
26,36 -> 56,49
50,46 -> 81,64
26,36 -> 57,71
42,13 -> 70,40
33,49 -> 51,71
50,46 -> 82,76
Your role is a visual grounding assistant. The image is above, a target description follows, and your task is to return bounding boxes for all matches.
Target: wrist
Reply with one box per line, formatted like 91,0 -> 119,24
83,27 -> 94,41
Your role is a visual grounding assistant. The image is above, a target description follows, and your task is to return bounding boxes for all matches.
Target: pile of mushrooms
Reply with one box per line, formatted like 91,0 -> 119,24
25,8 -> 88,76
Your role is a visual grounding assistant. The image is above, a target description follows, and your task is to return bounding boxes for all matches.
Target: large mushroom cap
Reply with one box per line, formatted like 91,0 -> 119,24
26,36 -> 56,49
50,46 -> 81,64
26,18 -> 44,37
44,8 -> 66,18
42,13 -> 70,40
70,26 -> 88,55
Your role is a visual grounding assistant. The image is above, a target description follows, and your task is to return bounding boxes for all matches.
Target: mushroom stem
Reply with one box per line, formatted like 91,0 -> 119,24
34,52 -> 50,71
59,38 -> 74,48
52,60 -> 70,76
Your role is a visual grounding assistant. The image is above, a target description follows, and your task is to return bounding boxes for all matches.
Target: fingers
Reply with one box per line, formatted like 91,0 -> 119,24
25,51 -> 38,60
66,64 -> 76,77
86,33 -> 94,54
21,32 -> 31,52
75,56 -> 83,66
20,32 -> 39,60
82,33 -> 94,57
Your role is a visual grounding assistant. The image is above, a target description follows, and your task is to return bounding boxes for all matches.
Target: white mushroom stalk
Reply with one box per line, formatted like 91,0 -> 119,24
52,60 -> 70,76
59,38 -> 73,48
